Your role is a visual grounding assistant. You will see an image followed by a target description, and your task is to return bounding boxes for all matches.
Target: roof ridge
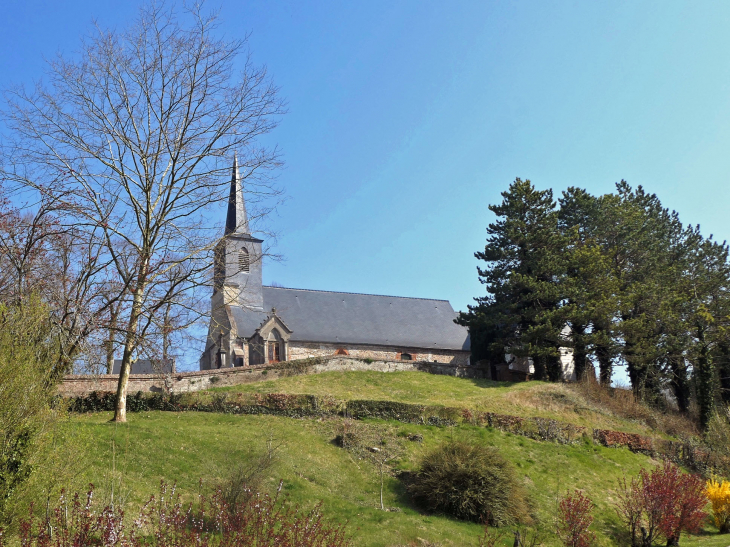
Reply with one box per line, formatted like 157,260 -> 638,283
263,285 -> 451,303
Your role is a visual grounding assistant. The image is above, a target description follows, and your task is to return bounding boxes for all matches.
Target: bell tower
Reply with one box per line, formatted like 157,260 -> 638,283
203,155 -> 264,369
213,153 -> 264,311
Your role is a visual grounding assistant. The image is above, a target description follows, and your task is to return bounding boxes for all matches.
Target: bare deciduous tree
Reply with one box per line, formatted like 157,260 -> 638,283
1,2 -> 284,421
0,195 -> 122,379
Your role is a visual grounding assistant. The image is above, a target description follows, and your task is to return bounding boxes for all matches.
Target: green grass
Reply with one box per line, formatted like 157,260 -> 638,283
208,370 -> 671,435
43,409 -> 725,547
19,371 -> 726,546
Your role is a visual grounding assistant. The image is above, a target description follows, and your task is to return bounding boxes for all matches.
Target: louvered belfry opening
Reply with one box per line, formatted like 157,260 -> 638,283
239,248 -> 250,273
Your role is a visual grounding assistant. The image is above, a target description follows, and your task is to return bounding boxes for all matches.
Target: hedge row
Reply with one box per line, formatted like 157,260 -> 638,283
68,390 -> 182,413
64,390 -> 621,445
67,390 -> 341,418
344,400 -> 461,426
461,409 -> 587,444
66,390 -> 722,474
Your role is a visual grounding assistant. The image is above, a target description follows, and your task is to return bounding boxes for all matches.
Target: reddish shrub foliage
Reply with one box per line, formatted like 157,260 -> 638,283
645,462 -> 707,546
615,461 -> 707,547
14,481 -> 350,547
557,490 -> 595,547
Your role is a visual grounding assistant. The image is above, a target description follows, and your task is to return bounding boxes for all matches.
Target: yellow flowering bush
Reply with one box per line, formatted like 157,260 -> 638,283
705,478 -> 730,533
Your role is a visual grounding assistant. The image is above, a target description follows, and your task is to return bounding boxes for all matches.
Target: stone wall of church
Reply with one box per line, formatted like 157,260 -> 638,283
286,341 -> 470,366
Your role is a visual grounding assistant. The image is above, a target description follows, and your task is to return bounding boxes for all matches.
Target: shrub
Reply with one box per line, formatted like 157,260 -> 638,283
334,420 -> 362,450
705,478 -> 730,533
219,455 -> 275,509
704,409 -> 730,476
408,441 -> 529,525
615,461 -> 707,547
15,480 -> 351,546
647,462 -> 706,546
0,299 -> 61,525
557,490 -> 595,547
478,525 -> 504,547
615,475 -> 644,546
511,527 -> 544,547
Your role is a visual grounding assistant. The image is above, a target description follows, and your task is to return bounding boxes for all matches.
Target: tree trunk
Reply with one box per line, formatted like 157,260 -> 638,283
105,312 -> 117,375
716,342 -> 730,406
624,338 -> 644,400
696,324 -> 715,430
641,526 -> 651,547
593,321 -> 613,386
162,303 -> 171,363
532,354 -> 546,381
669,356 -> 690,413
596,343 -> 613,386
379,466 -> 384,510
547,351 -> 563,382
572,324 -> 588,381
113,269 -> 147,423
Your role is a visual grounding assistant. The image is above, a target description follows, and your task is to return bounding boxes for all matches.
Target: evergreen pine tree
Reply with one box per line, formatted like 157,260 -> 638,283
608,183 -> 683,402
682,234 -> 730,428
459,179 -> 567,381
558,188 -> 620,383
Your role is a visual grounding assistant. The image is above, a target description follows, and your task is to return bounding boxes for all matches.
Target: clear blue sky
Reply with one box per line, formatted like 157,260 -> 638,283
3,1 -> 730,372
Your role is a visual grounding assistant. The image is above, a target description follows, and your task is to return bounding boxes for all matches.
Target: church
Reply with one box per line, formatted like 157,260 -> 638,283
199,158 -> 471,370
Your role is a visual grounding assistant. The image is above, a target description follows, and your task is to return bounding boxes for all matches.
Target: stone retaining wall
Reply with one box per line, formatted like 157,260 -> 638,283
287,342 -> 470,366
59,356 -> 488,397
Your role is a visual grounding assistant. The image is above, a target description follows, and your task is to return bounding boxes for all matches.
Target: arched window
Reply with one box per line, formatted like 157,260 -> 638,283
400,353 -> 412,361
239,248 -> 250,273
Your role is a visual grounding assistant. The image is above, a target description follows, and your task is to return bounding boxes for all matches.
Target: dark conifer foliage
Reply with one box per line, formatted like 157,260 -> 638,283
459,179 -> 567,381
558,187 -> 619,384
461,178 -> 730,429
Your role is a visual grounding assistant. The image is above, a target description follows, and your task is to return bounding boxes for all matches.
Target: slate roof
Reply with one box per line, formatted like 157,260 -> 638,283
229,286 -> 470,351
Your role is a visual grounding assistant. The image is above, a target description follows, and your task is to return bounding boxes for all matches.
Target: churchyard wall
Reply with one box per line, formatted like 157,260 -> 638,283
59,355 -> 486,396
286,341 -> 470,366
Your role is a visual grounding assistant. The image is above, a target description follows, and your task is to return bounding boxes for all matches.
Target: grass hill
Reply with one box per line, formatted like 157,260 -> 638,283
207,370 -> 696,438
40,371 -> 727,546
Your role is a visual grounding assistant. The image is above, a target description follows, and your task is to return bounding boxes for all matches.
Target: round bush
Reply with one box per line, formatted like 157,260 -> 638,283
408,441 -> 529,525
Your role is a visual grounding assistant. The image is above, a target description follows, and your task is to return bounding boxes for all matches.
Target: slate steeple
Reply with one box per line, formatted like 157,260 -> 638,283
225,153 -> 250,235
214,153 -> 264,310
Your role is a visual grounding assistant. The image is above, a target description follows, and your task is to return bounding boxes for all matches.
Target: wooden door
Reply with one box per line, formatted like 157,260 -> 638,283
268,343 -> 280,363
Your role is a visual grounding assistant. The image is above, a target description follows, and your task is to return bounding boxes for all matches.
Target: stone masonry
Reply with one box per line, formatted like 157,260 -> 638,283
286,341 -> 469,365
59,356 -> 486,397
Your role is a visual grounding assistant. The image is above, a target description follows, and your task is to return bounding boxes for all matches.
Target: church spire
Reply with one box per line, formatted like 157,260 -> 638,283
225,153 -> 250,235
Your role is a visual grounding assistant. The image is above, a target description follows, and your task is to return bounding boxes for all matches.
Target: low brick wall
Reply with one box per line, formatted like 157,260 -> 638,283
59,356 -> 489,397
